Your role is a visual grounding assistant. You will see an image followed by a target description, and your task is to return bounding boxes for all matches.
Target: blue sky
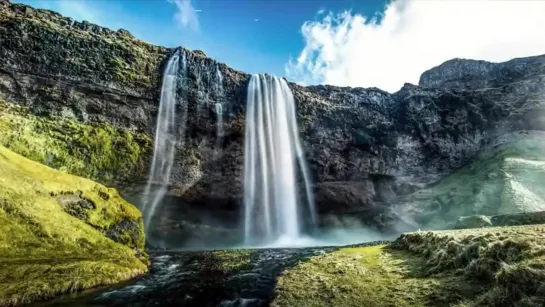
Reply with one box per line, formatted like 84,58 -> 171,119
15,0 -> 387,78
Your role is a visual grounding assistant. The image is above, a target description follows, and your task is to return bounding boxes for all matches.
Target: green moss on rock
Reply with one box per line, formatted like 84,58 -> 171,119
0,144 -> 148,306
0,100 -> 151,183
0,2 -> 168,95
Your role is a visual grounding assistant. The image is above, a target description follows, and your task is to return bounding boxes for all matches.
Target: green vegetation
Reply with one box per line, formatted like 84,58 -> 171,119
402,133 -> 545,229
393,226 -> 545,306
0,101 -> 151,183
1,1 -> 167,91
210,249 -> 253,273
272,245 -> 467,307
0,145 -> 148,306
273,225 -> 545,307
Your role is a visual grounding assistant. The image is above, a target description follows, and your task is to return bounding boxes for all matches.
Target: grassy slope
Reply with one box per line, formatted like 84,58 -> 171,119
399,132 -> 545,229
0,145 -> 148,306
0,100 -> 151,183
272,225 -> 545,307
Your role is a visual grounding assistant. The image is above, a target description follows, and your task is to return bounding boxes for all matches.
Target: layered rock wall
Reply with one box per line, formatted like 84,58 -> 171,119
1,2 -> 545,244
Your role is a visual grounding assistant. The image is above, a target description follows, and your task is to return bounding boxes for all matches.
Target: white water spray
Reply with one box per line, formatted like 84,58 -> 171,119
243,74 -> 316,245
142,50 -> 186,231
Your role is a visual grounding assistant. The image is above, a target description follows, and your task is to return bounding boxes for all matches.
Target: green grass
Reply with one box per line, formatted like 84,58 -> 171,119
0,145 -> 148,306
0,100 -> 151,183
272,245 -> 470,307
401,133 -> 545,229
393,226 -> 545,306
272,225 -> 545,307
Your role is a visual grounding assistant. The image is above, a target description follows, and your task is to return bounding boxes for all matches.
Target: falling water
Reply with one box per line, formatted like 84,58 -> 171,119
215,64 -> 224,154
215,103 -> 223,146
243,74 -> 316,245
142,50 -> 185,231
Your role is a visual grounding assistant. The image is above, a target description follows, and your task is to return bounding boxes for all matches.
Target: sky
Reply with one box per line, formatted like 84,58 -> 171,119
15,0 -> 545,93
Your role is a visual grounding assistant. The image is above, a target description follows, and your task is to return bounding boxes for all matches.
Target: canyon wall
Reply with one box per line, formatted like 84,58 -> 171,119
1,1 -> 545,245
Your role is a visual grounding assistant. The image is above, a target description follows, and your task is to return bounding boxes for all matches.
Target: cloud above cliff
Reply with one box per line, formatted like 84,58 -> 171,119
286,0 -> 545,92
169,0 -> 199,31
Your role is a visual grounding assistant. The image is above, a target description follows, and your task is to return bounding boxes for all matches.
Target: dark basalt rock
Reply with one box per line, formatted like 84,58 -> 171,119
1,2 -> 545,244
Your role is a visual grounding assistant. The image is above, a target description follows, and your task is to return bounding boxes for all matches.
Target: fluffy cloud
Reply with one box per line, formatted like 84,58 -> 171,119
286,0 -> 545,92
169,0 -> 199,31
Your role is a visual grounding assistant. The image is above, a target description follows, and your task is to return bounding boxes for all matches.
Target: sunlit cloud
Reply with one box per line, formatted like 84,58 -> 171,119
287,0 -> 545,92
169,0 -> 199,31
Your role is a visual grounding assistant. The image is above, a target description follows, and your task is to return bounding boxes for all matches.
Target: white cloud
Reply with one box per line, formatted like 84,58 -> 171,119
286,0 -> 545,92
169,0 -> 199,31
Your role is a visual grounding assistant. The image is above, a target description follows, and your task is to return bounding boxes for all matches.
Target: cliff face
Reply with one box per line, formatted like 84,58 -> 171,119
1,2 -> 545,245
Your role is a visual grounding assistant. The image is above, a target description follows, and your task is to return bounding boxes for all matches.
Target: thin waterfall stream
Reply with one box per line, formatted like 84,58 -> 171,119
142,50 -> 186,232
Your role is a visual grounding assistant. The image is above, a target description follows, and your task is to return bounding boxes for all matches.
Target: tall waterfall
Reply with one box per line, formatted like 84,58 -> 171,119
243,74 -> 316,245
142,50 -> 185,231
215,64 -> 224,154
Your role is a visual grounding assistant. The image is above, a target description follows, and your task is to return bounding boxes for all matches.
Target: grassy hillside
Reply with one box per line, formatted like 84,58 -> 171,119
397,132 -> 545,229
272,225 -> 545,307
0,145 -> 148,306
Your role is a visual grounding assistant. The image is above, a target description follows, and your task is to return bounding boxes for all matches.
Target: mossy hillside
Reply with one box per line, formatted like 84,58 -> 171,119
0,101 -> 152,183
0,145 -> 148,306
273,225 -> 545,307
401,133 -> 545,229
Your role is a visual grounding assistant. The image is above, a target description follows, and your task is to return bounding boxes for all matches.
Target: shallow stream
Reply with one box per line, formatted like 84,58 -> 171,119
31,247 -> 333,307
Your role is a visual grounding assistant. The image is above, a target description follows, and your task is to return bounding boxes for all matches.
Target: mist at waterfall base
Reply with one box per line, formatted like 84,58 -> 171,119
141,52 -> 392,250
239,74 -> 390,249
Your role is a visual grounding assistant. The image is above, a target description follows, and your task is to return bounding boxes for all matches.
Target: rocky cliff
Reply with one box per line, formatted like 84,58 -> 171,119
1,1 -> 545,246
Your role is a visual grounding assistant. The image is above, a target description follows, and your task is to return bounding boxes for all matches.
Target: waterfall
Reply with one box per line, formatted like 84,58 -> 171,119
215,102 -> 223,147
215,64 -> 224,154
243,74 -> 316,245
142,50 -> 186,232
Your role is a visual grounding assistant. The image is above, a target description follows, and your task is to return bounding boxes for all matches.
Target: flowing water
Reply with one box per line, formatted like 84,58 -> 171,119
215,102 -> 223,152
243,74 -> 316,246
215,64 -> 224,155
30,240 -> 389,307
142,50 -> 186,232
30,248 -> 333,307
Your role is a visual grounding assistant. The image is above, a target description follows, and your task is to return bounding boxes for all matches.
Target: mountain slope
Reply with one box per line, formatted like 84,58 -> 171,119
0,145 -> 147,306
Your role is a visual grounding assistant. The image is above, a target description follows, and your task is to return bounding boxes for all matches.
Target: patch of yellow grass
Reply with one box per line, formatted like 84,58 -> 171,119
0,145 -> 147,306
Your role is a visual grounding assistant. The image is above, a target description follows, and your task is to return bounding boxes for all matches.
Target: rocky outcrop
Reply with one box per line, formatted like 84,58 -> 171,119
419,55 -> 545,90
1,2 -> 544,245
